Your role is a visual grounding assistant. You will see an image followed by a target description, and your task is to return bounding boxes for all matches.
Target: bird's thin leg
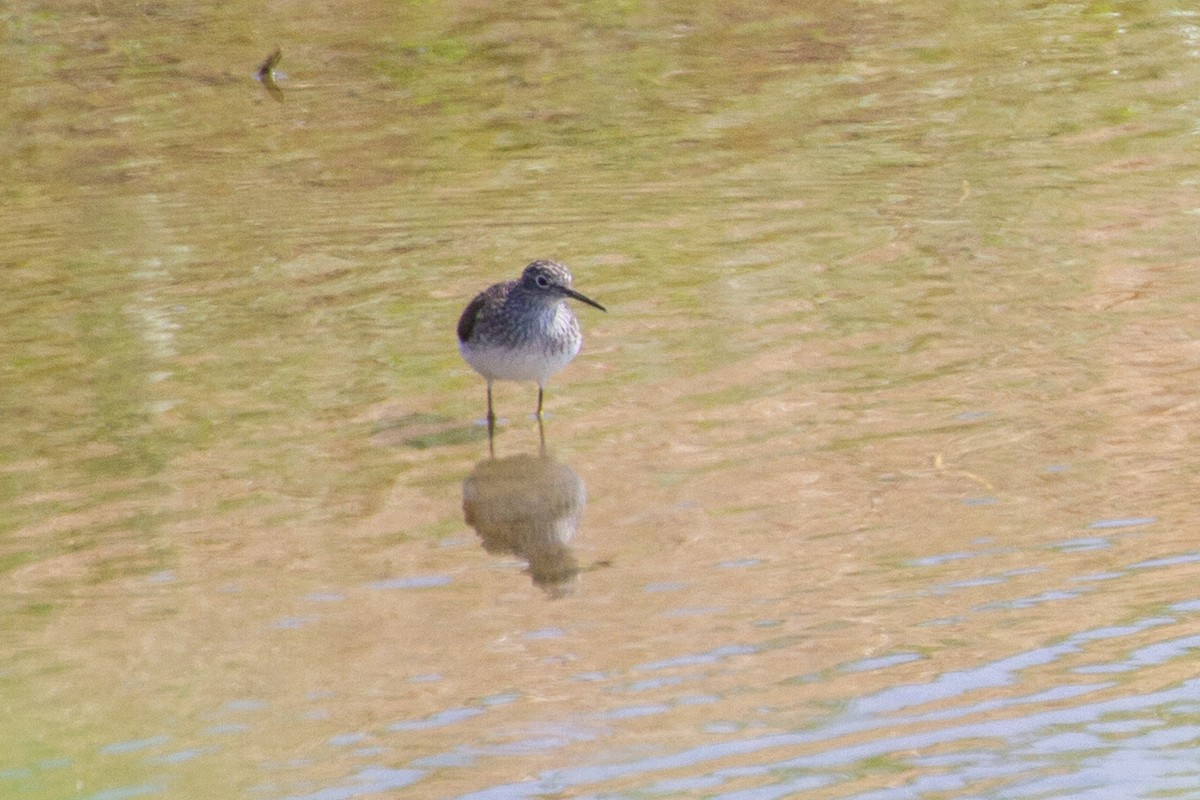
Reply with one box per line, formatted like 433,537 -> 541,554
486,381 -> 496,457
535,385 -> 547,453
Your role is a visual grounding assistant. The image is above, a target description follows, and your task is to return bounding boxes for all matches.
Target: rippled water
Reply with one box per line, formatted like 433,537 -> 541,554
5,2 -> 1200,798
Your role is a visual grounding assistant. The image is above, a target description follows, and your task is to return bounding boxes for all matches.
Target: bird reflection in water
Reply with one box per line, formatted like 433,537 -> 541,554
462,452 -> 586,598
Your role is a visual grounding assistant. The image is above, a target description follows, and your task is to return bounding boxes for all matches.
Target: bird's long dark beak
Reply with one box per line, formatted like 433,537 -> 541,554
564,288 -> 606,312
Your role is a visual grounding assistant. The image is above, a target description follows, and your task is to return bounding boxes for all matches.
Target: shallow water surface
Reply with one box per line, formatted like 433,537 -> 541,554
4,2 -> 1200,798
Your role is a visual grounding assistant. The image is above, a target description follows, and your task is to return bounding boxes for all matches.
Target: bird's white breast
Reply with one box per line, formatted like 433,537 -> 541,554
460,336 -> 581,385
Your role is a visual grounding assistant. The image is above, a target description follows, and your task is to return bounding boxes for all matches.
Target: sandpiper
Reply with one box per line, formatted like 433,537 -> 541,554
458,259 -> 606,434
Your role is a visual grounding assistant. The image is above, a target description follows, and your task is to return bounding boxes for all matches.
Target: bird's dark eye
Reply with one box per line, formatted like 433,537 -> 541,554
536,275 -> 550,288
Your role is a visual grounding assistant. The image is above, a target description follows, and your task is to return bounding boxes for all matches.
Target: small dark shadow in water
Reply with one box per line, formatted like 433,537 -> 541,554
256,47 -> 284,102
371,412 -> 486,449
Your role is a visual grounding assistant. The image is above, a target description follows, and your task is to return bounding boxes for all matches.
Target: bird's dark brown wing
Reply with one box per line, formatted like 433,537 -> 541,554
457,293 -> 487,343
